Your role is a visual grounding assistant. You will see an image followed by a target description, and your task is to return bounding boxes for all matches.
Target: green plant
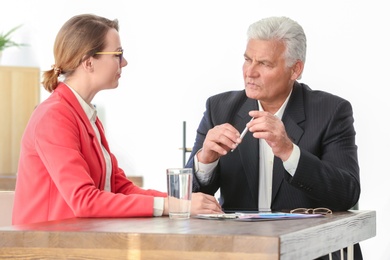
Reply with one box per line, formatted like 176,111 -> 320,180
0,25 -> 26,52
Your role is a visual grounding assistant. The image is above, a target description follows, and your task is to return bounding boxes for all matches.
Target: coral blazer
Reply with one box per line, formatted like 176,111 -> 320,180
13,83 -> 166,225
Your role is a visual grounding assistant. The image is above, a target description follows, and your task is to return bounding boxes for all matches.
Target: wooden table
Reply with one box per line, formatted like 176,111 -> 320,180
0,210 -> 376,259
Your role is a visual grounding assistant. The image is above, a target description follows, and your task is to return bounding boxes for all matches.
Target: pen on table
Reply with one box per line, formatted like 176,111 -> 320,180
231,117 -> 254,152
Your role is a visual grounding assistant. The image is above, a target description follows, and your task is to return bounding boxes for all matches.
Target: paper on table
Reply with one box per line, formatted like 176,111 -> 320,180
194,212 -> 325,221
235,212 -> 325,221
194,213 -> 238,220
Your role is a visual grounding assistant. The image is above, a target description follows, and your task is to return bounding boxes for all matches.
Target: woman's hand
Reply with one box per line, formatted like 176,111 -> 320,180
190,192 -> 223,215
162,192 -> 223,216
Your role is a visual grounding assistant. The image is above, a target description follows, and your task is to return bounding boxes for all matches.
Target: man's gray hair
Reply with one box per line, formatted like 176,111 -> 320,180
247,16 -> 306,68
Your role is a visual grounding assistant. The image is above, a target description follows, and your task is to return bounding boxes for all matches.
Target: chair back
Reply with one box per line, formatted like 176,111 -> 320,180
0,190 -> 15,226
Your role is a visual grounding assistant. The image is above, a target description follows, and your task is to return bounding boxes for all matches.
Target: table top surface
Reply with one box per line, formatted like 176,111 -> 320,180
0,210 -> 376,260
0,210 -> 373,235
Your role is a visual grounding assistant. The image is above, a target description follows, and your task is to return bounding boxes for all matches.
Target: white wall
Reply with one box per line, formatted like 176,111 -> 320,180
1,0 -> 388,258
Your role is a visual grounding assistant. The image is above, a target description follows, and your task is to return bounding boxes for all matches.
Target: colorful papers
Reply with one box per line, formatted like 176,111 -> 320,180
194,213 -> 238,220
195,212 -> 324,221
235,212 -> 324,221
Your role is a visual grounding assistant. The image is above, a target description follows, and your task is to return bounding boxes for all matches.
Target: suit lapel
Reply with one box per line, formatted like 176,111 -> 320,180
237,98 -> 259,202
282,82 -> 305,145
272,82 -> 305,202
56,83 -> 108,188
95,117 -> 110,152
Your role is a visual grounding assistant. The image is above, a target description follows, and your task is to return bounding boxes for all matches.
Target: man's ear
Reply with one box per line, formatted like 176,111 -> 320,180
291,60 -> 304,80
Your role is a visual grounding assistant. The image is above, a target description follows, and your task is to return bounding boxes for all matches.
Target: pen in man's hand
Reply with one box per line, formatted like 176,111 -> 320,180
231,117 -> 254,152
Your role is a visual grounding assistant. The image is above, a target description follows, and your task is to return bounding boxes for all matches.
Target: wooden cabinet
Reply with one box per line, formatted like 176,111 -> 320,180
0,66 -> 40,176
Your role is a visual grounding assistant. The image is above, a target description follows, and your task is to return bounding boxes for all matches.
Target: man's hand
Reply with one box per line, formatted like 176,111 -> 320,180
248,110 -> 293,161
197,123 -> 240,164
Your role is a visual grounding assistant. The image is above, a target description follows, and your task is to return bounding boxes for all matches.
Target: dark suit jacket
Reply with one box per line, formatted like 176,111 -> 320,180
186,82 -> 363,259
186,82 -> 360,212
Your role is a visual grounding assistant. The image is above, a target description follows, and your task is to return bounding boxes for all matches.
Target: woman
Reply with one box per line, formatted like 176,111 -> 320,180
13,14 -> 222,225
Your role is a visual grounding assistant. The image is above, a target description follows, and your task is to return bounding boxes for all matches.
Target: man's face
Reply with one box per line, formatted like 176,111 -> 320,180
242,39 -> 299,111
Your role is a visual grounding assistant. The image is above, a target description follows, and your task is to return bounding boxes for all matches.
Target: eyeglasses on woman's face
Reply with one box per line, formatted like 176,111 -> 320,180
95,49 -> 124,64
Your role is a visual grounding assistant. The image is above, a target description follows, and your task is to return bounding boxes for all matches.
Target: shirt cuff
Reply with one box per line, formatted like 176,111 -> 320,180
283,143 -> 300,176
153,197 -> 164,216
194,149 -> 218,184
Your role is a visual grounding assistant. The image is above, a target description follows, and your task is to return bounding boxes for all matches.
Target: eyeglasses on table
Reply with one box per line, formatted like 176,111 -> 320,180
290,207 -> 333,215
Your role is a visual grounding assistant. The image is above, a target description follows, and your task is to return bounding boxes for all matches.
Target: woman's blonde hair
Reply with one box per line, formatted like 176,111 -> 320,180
42,14 -> 119,92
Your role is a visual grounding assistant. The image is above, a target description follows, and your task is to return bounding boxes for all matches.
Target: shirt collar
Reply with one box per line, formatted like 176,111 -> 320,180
257,89 -> 292,119
64,83 -> 97,122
